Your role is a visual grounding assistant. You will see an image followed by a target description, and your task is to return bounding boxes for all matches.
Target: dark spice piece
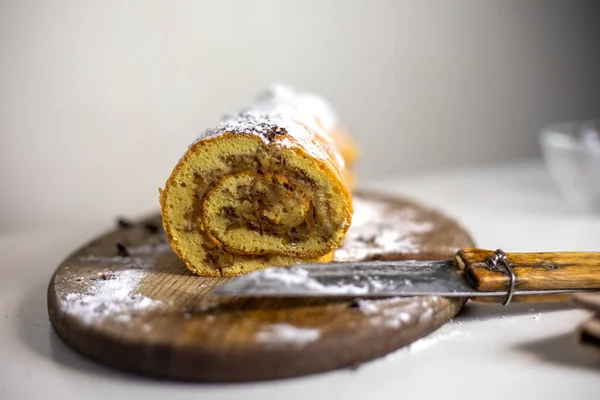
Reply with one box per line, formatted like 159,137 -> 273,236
349,299 -> 361,308
116,242 -> 130,257
93,271 -> 116,281
143,222 -> 160,234
117,217 -> 134,229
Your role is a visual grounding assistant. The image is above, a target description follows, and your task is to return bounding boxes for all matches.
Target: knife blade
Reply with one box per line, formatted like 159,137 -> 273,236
213,248 -> 600,303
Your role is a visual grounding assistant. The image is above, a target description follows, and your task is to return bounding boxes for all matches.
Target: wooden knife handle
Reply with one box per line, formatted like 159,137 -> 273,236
455,248 -> 600,303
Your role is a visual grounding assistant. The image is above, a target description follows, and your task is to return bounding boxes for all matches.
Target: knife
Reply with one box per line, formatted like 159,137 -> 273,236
213,248 -> 600,305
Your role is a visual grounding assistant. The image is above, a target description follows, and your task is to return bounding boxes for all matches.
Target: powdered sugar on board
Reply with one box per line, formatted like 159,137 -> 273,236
356,297 -> 441,328
57,242 -> 168,325
255,324 -> 321,347
334,197 -> 436,262
61,270 -> 162,325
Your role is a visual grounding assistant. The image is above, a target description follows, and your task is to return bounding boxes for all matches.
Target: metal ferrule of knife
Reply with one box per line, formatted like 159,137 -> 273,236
214,248 -> 600,305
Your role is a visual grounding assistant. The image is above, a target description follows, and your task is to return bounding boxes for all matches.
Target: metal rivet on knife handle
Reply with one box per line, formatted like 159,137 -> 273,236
486,249 -> 515,305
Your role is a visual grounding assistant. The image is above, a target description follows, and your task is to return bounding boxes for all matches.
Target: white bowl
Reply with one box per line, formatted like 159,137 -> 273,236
540,120 -> 600,213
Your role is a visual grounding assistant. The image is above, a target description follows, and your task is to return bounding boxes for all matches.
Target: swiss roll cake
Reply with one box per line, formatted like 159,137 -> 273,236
160,85 -> 358,276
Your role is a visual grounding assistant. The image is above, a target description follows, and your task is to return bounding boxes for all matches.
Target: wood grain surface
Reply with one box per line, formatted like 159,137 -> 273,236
47,192 -> 474,381
457,248 -> 600,294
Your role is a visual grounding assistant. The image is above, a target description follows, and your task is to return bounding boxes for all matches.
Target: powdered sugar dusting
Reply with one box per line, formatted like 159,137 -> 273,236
127,242 -> 172,255
79,255 -> 152,269
334,198 -> 434,262
274,136 -> 295,149
255,323 -> 321,346
191,84 -> 345,168
252,266 -> 370,294
356,297 -> 440,328
407,329 -> 469,353
59,245 -> 164,325
61,273 -> 162,325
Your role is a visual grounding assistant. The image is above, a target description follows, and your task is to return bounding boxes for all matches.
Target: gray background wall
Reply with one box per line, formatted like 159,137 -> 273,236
1,0 -> 599,231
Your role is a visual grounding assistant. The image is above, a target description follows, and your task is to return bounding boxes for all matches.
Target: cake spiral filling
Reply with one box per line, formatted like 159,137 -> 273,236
203,171 -> 313,255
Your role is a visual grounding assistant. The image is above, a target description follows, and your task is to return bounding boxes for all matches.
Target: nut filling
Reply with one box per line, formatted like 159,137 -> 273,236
209,173 -> 313,238
186,149 -> 336,265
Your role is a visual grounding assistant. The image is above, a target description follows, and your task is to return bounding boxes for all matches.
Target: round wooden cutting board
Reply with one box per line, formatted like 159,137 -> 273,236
47,191 -> 474,381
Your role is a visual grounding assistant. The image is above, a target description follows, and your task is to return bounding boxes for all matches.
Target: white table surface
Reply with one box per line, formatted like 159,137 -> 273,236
2,160 -> 600,400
